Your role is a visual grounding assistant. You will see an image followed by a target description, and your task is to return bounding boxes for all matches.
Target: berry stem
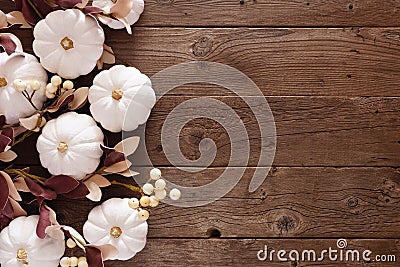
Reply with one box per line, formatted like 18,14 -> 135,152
110,180 -> 143,194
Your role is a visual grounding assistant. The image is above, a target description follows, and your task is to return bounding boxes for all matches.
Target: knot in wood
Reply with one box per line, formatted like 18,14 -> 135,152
276,215 -> 296,233
192,36 -> 213,57
347,197 -> 359,208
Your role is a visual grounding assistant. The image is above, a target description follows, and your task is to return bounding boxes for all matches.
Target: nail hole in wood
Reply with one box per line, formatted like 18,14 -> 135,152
207,228 -> 221,238
348,3 -> 353,10
347,74 -> 352,78
240,0 -> 245,5
306,2 -> 310,6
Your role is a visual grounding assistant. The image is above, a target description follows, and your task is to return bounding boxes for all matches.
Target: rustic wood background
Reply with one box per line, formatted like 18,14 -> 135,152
1,0 -> 400,266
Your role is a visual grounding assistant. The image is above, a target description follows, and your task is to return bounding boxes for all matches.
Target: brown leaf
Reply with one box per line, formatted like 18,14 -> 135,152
19,113 -> 46,132
0,150 -> 17,162
13,177 -> 29,192
0,134 -> 11,152
84,181 -> 102,202
69,87 -> 89,110
86,174 -> 111,187
119,169 -> 140,177
104,160 -> 132,173
9,198 -> 27,217
6,11 -> 31,28
110,0 -> 133,18
0,34 -> 17,55
45,225 -> 64,240
116,17 -> 132,34
47,90 -> 74,113
97,44 -> 115,70
0,171 -> 21,201
114,136 -> 140,156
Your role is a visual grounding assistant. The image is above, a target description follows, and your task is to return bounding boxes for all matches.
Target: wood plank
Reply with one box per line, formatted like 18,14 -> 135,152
2,1 -> 400,27
10,96 -> 399,167
7,27 -> 400,96
108,239 -> 400,267
29,167 -> 400,238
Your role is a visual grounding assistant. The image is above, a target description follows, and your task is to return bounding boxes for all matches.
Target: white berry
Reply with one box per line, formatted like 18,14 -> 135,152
46,83 -> 58,93
13,79 -> 26,92
149,196 -> 159,207
138,209 -> 149,220
142,183 -> 154,195
30,80 -> 41,91
70,257 -> 78,267
63,80 -> 74,90
51,75 -> 62,86
60,257 -> 71,267
66,238 -> 76,248
45,90 -> 56,99
140,196 -> 151,207
128,198 -> 140,209
155,189 -> 167,200
78,261 -> 88,267
150,168 -> 162,180
78,257 -> 87,264
155,179 -> 166,190
170,188 -> 182,200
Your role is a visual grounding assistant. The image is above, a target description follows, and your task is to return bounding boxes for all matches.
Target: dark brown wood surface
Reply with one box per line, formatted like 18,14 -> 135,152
1,0 -> 400,266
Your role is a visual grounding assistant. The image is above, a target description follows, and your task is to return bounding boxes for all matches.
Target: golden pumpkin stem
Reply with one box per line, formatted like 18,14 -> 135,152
0,77 -> 7,87
16,248 -> 29,265
110,180 -> 143,194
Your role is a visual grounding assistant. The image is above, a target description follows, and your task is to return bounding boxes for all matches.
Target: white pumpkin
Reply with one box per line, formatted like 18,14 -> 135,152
89,65 -> 156,133
83,198 -> 148,260
0,215 -> 65,267
33,9 -> 105,79
0,52 -> 47,125
36,112 -> 104,180
93,0 -> 144,30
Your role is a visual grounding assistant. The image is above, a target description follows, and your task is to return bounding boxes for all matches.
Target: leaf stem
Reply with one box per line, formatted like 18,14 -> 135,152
110,180 -> 142,194
12,131 -> 34,146
5,169 -> 46,185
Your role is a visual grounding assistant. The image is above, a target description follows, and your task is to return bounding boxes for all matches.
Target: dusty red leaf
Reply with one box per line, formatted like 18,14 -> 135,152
82,6 -> 103,14
100,144 -> 114,154
55,0 -> 83,8
36,204 -> 51,239
25,177 -> 57,200
62,182 -> 89,199
86,246 -> 104,267
0,115 -> 5,129
104,151 -> 125,167
45,175 -> 79,194
0,33 -> 17,55
1,128 -> 14,143
0,134 -> 11,153
69,87 -> 89,110
9,198 -> 27,217
0,173 -> 9,210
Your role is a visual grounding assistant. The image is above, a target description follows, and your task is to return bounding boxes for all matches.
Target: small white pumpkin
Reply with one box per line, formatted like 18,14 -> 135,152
89,65 -> 156,133
0,215 -> 65,267
36,112 -> 104,180
93,0 -> 144,30
33,9 -> 105,79
0,52 -> 47,125
83,198 -> 148,260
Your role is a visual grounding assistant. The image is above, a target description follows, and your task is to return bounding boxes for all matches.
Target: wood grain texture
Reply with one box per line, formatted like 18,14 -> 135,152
6,27 -> 400,96
11,96 -> 400,167
107,239 -> 400,267
30,167 -> 399,238
2,0 -> 400,27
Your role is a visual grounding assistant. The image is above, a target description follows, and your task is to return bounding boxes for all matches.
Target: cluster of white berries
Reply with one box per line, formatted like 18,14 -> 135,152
13,79 -> 41,93
128,168 -> 181,221
59,239 -> 88,267
45,75 -> 74,99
